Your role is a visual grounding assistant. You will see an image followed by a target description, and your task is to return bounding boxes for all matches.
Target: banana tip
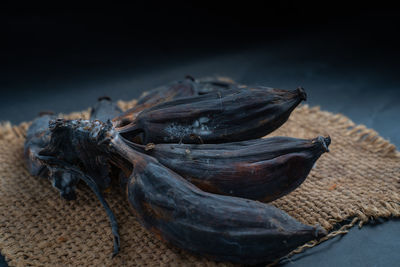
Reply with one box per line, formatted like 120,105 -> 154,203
324,136 -> 331,148
184,74 -> 195,81
39,111 -> 55,117
314,224 -> 327,239
98,96 -> 112,102
297,87 -> 307,101
316,135 -> 331,152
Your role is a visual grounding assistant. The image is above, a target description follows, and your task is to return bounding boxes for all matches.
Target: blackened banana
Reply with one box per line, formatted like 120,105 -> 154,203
190,75 -> 242,95
36,119 -> 121,256
26,96 -> 121,178
24,113 -> 55,177
113,76 -> 240,129
90,96 -> 122,122
113,78 -> 197,129
110,139 -> 326,264
39,119 -> 114,191
25,97 -> 122,200
124,135 -> 330,202
118,86 -> 307,144
37,95 -> 123,193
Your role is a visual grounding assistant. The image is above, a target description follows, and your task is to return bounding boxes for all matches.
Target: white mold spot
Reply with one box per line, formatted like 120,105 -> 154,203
199,117 -> 210,124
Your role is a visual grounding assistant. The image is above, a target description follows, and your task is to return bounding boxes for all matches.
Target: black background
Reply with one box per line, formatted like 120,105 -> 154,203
1,3 -> 399,266
2,3 -> 399,105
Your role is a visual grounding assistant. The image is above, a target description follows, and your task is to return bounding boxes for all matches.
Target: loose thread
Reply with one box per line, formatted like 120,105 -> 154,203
268,217 -> 359,266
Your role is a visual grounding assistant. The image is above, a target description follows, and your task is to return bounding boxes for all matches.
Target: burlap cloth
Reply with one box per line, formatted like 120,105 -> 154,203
0,94 -> 399,266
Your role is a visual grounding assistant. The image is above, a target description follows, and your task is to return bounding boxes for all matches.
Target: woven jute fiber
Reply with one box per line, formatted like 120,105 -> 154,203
0,91 -> 399,266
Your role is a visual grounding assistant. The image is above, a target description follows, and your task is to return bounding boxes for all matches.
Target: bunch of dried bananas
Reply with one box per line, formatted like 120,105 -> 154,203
24,76 -> 330,264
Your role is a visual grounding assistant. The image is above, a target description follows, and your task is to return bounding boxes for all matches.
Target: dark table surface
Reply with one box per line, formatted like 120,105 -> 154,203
1,25 -> 400,267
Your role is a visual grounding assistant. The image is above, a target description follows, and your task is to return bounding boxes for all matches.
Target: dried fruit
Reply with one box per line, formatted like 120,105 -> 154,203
119,86 -> 307,144
24,113 -> 55,177
90,96 -> 122,122
113,78 -> 197,129
188,75 -> 242,95
36,119 -> 120,256
109,139 -> 326,264
113,76 -> 240,129
124,135 -> 330,201
23,79 -> 328,264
